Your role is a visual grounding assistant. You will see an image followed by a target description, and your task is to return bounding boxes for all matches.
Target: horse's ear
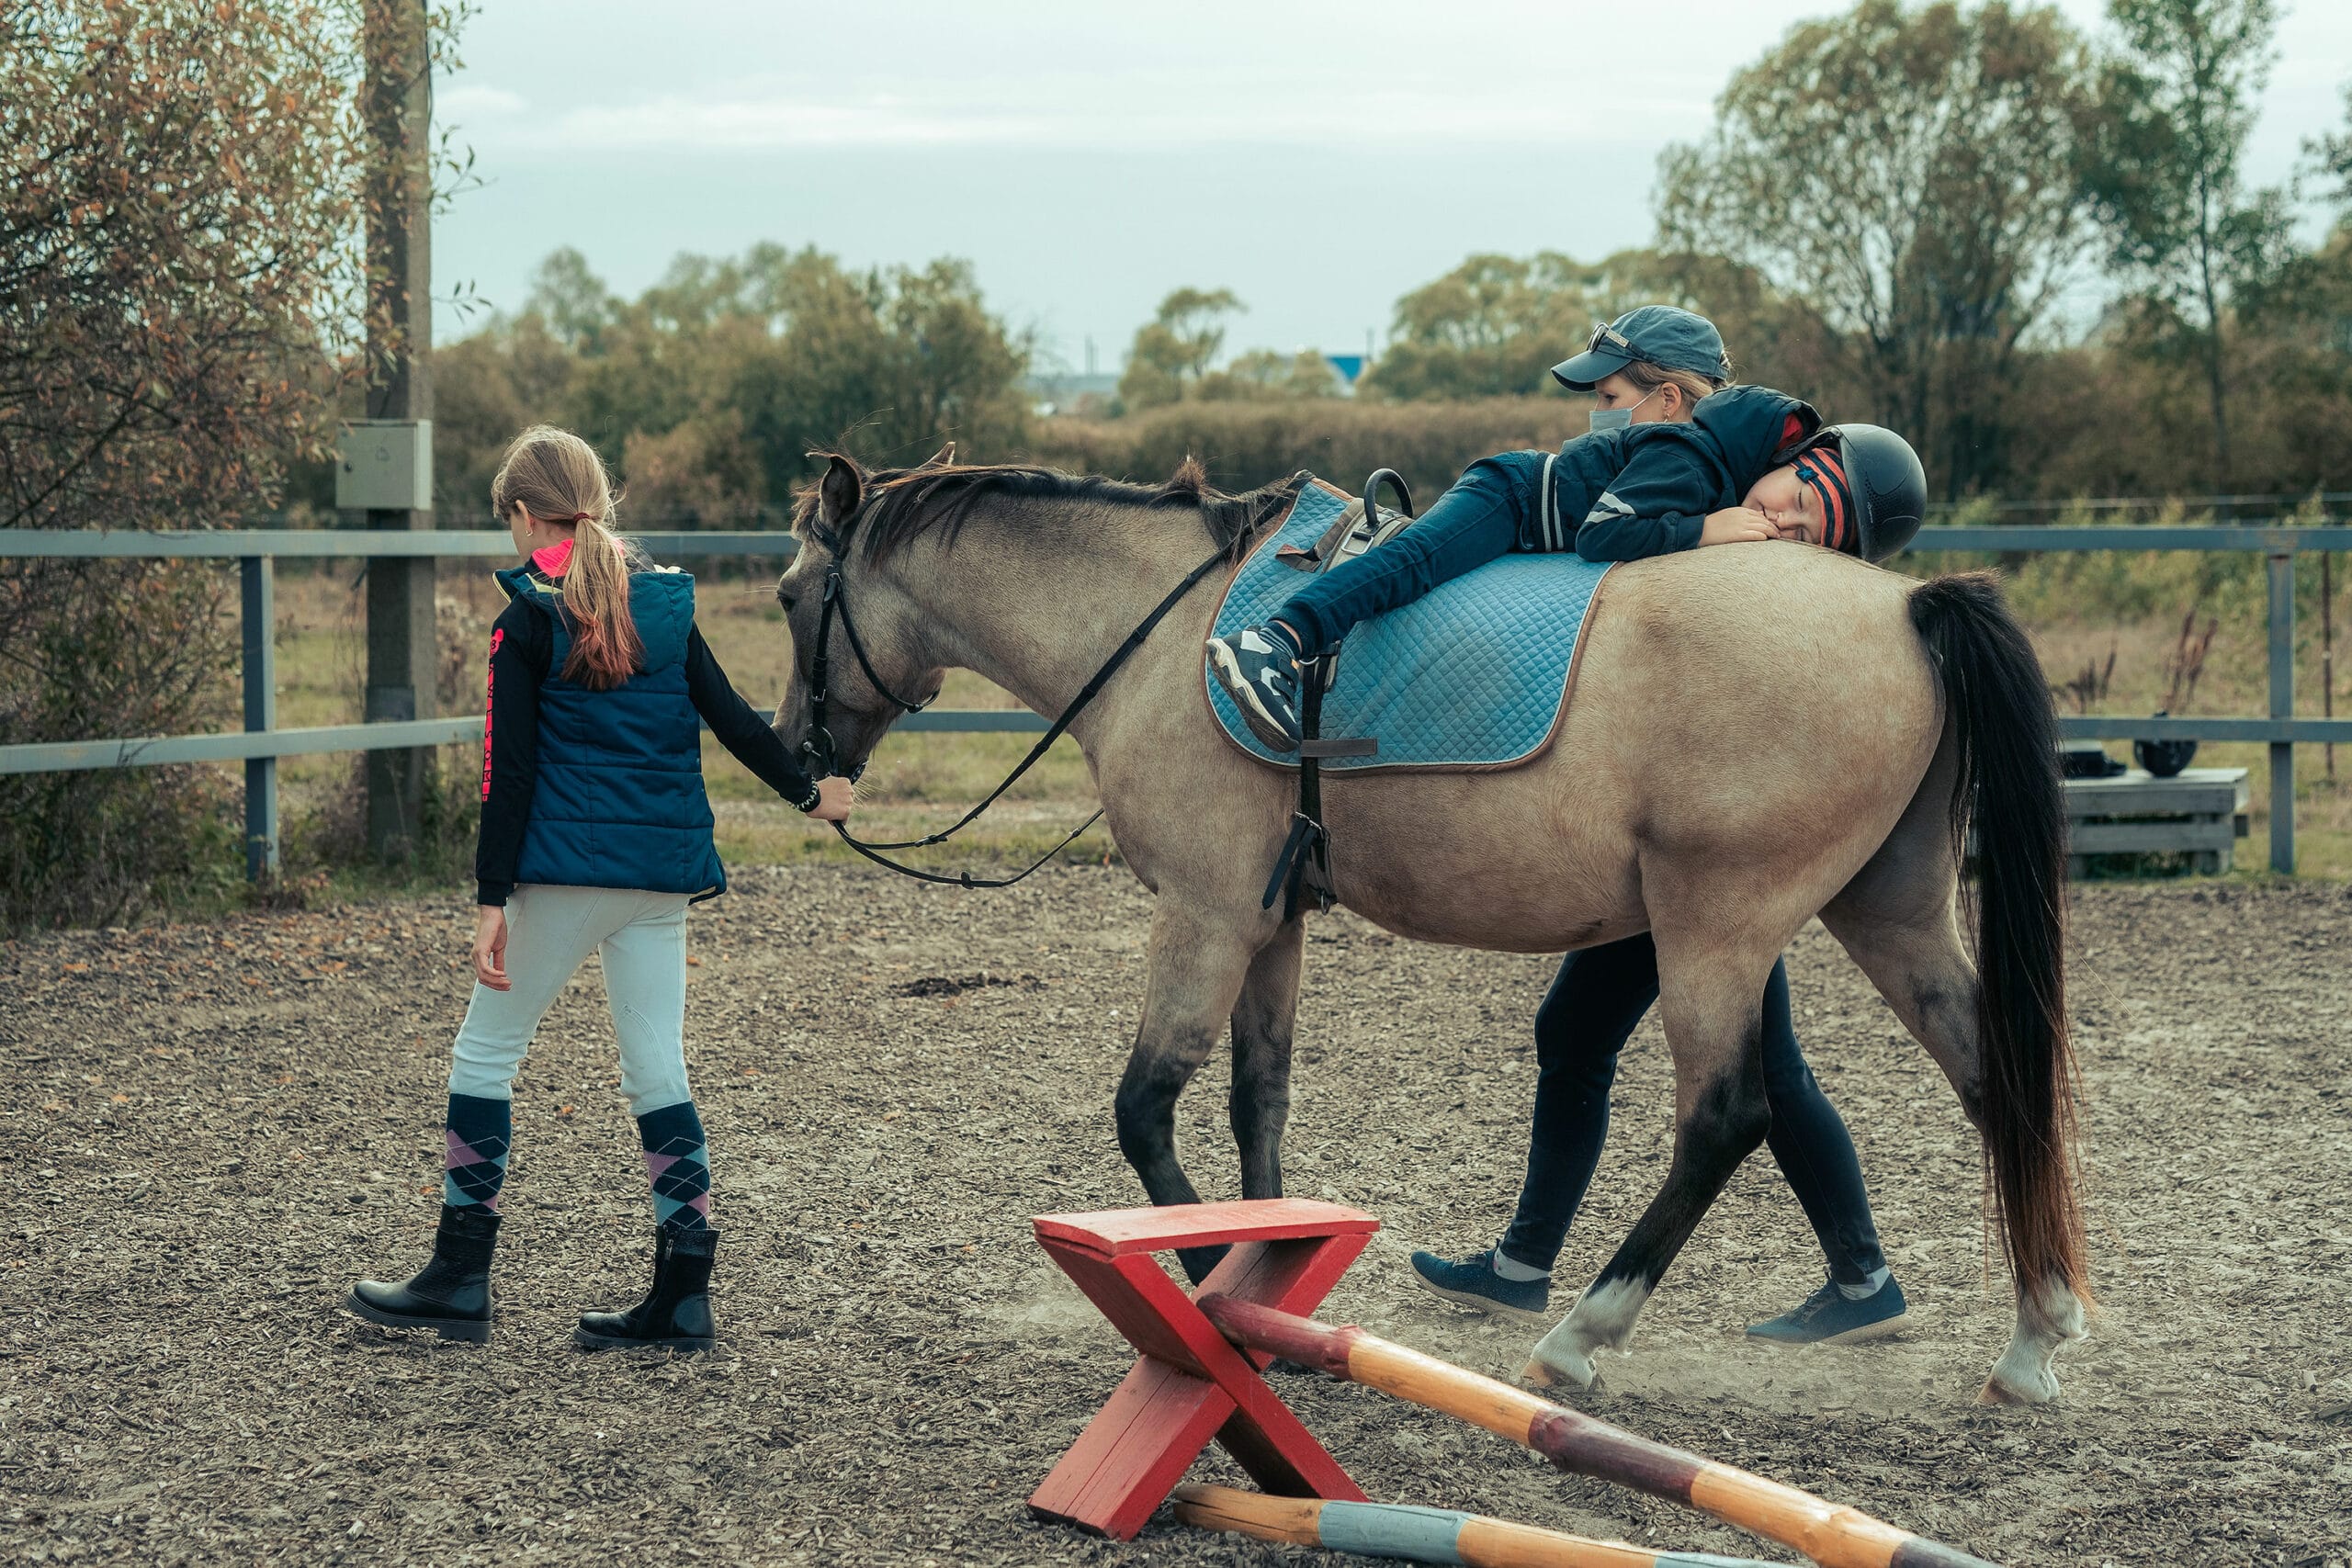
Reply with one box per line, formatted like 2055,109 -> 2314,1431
818,454 -> 864,531
922,441 -> 956,469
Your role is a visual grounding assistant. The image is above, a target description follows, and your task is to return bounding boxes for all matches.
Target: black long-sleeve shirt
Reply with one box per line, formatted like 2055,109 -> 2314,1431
475,592 -> 817,906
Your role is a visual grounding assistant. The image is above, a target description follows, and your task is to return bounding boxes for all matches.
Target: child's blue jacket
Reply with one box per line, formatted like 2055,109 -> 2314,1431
1531,385 -> 1822,559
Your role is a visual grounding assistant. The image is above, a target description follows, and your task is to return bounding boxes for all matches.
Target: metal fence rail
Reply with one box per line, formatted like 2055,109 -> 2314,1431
4,523 -> 2347,877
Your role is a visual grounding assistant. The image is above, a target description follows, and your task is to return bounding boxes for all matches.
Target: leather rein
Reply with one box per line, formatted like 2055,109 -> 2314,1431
797,522 -> 1237,889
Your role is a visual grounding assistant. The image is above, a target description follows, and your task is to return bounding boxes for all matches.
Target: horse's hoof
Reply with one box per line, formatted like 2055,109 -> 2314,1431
1977,1370 -> 2057,1405
1520,1351 -> 1594,1391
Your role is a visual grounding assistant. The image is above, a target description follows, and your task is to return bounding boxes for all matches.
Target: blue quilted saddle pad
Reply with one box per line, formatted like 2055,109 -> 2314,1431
1205,479 -> 1614,773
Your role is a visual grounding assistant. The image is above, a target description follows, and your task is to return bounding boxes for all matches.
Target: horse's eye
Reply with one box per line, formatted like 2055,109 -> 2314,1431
777,588 -> 796,612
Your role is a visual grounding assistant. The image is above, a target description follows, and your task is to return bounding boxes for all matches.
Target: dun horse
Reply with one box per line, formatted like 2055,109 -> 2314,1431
769,454 -> 2087,1404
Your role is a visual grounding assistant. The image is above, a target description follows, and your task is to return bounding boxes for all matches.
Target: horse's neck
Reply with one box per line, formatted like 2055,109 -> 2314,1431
908,511 -> 1210,723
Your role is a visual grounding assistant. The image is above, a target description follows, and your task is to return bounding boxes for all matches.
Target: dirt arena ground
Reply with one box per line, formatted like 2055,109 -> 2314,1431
4,867 -> 2348,1567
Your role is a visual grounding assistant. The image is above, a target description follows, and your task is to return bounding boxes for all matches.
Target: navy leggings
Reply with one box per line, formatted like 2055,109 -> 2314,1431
1498,934 -> 1889,1289
1275,453 -> 1544,655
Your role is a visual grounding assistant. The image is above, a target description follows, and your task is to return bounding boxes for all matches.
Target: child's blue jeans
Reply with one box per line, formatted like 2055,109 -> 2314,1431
1273,452 -> 1550,656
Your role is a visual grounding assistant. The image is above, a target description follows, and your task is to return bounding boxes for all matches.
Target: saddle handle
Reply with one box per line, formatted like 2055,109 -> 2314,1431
1363,468 -> 1415,522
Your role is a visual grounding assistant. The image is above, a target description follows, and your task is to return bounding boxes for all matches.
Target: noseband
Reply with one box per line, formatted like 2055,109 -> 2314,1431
797,525 -> 938,782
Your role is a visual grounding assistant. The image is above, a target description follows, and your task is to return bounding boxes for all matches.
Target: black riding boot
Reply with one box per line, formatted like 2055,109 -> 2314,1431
347,1203 -> 500,1343
575,1228 -> 718,1351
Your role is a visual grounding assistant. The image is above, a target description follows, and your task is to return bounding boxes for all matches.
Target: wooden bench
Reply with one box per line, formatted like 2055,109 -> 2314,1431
2063,765 -> 2250,877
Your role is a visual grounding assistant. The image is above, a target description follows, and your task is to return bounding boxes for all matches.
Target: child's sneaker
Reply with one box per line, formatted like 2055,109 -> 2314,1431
1745,1275 -> 1908,1345
1205,626 -> 1304,750
1407,1247 -> 1551,1323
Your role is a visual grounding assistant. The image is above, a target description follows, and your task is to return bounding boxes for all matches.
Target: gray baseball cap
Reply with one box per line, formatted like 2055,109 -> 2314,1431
1551,305 -> 1732,391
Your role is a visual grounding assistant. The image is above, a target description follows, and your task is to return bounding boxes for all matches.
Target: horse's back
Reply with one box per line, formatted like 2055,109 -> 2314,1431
1563,548 -> 1940,874
1318,547 -> 1943,952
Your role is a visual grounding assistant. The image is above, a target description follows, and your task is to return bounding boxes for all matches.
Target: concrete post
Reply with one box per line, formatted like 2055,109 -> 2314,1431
241,557 -> 278,880
2267,550 -> 2295,874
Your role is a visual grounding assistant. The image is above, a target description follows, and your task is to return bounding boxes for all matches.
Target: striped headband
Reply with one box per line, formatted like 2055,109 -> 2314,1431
1796,447 -> 1854,554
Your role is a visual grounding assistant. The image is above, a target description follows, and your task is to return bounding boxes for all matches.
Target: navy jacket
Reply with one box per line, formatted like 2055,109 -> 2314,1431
1526,386 -> 1821,559
477,564 -> 816,905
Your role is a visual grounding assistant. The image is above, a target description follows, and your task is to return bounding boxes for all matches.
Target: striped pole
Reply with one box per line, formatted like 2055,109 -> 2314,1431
1175,1483 -> 1789,1568
1196,1295 -> 2002,1568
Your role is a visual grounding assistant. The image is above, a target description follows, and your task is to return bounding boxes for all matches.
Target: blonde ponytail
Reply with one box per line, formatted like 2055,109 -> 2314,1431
489,425 -> 643,691
558,513 -> 644,690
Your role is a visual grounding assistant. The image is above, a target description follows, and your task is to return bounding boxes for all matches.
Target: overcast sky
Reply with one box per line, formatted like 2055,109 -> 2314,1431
431,0 -> 2352,370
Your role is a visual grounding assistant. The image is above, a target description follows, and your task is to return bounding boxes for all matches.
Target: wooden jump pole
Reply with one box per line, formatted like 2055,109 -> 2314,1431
1196,1295 -> 2003,1568
1175,1482 -> 1789,1568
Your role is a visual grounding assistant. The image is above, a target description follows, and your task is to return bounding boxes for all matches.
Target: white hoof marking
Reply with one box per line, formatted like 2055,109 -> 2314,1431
1982,1278 -> 2086,1404
1523,1276 -> 1647,1393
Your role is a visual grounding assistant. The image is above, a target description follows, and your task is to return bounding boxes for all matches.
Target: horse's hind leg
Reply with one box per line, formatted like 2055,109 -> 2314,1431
1817,785 -> 2086,1404
1228,918 -> 1303,1202
1113,898 -> 1261,1281
1523,932 -> 1779,1390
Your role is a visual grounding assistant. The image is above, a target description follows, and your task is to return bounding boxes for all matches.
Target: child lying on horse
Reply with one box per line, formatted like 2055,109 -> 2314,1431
1207,312 -> 1932,1344
1205,348 -> 1928,753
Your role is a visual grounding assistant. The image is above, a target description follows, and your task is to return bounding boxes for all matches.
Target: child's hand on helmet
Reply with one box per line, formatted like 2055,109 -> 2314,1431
1700,507 -> 1779,547
804,774 -> 856,823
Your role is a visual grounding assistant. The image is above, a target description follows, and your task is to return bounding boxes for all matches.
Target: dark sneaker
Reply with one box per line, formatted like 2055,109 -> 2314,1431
1746,1275 -> 1908,1346
1408,1248 -> 1551,1323
1206,626 -> 1304,751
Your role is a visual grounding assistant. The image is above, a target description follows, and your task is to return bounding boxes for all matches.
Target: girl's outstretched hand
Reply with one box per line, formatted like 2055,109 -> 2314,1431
473,905 -> 511,991
805,774 -> 856,823
1700,507 -> 1779,547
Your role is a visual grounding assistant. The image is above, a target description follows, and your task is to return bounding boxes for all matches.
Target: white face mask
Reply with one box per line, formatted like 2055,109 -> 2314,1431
1589,388 -> 1659,433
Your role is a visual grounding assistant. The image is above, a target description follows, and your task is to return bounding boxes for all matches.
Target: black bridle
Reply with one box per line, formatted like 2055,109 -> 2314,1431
794,523 -> 1237,889
797,527 -> 939,783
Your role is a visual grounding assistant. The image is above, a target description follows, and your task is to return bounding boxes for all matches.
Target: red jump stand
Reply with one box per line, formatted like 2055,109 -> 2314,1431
1025,1198 -> 1378,1540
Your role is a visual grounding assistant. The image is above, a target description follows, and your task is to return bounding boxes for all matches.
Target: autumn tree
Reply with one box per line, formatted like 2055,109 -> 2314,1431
1656,0 -> 2099,495
2084,0 -> 2288,487
1,1 -> 374,928
1117,288 -> 1244,411
1359,248 -> 1857,406
434,245 -> 1032,525
2312,82 -> 2352,215
1358,254 -> 1608,400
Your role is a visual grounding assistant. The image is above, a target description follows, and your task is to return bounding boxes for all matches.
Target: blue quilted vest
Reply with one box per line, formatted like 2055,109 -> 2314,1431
493,563 -> 726,899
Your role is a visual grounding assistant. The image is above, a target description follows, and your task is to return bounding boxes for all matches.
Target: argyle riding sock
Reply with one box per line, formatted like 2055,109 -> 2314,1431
442,1092 -> 512,1211
636,1100 -> 710,1234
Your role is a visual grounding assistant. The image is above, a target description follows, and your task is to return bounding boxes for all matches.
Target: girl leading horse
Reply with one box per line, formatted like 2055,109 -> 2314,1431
768,451 -> 2086,1404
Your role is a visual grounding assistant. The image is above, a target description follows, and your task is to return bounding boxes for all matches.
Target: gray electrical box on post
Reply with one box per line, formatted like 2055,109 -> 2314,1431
335,419 -> 434,512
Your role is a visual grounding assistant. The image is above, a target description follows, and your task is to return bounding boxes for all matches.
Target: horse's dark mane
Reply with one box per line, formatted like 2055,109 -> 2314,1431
793,453 -> 1305,564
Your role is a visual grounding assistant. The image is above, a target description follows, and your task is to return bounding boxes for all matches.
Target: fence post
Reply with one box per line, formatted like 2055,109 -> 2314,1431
361,0 -> 435,863
241,557 -> 278,880
2267,550 -> 2295,874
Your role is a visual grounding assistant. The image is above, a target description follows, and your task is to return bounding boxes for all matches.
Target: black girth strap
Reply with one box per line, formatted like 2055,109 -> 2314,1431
828,541 -> 1237,889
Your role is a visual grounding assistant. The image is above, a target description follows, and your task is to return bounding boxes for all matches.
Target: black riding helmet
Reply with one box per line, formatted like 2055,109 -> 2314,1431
1788,423 -> 1928,563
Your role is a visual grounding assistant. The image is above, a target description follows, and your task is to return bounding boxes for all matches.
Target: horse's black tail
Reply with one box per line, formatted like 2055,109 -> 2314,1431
1908,572 -> 2087,1303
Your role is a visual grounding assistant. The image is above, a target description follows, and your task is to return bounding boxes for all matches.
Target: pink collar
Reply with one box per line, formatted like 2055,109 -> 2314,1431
530,538 -> 574,575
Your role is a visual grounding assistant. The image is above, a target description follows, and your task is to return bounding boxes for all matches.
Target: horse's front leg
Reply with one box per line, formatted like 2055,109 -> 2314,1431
1228,917 -> 1304,1202
1113,899 -> 1261,1282
1524,944 -> 1775,1390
